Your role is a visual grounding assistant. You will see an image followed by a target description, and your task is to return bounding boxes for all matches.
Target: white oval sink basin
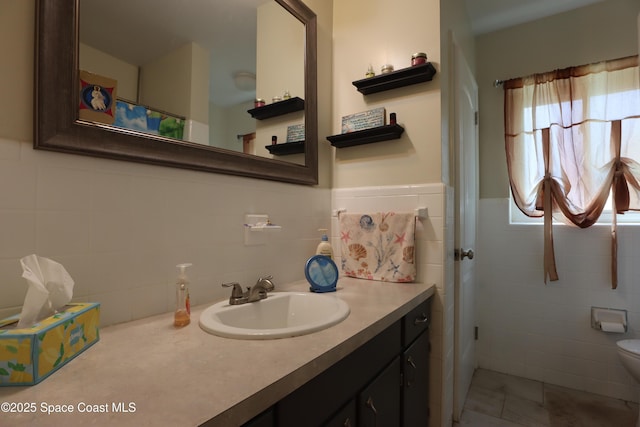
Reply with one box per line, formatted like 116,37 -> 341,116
199,292 -> 350,339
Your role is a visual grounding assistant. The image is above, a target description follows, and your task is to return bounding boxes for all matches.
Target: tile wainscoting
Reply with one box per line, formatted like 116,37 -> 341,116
477,198 -> 640,403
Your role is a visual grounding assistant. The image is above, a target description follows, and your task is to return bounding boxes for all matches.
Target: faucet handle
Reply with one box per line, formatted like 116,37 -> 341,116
257,275 -> 275,291
222,282 -> 244,298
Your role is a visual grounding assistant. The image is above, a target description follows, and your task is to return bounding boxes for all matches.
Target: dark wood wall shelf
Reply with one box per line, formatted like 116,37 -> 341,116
247,97 -> 305,120
352,62 -> 436,95
265,141 -> 305,155
326,124 -> 404,148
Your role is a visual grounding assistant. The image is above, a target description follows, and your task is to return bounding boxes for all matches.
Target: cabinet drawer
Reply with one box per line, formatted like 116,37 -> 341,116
402,297 -> 431,347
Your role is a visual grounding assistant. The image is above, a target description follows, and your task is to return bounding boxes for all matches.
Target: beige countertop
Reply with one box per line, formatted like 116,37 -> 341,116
0,278 -> 434,427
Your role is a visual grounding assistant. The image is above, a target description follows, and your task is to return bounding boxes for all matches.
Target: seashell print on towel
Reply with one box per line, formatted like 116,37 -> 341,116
339,212 -> 416,282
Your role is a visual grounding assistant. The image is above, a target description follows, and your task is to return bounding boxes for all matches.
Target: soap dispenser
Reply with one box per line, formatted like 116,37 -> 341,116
316,229 -> 334,260
174,263 -> 192,327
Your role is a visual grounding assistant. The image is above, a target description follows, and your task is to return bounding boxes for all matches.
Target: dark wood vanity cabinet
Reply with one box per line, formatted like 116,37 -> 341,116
243,297 -> 432,427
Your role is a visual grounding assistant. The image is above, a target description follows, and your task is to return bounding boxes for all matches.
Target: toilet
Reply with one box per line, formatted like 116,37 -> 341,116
617,339 -> 640,427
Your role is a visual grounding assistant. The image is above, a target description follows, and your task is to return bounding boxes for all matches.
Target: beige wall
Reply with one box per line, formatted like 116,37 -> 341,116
331,1 -> 473,426
0,1 -> 33,142
477,0 -> 640,199
79,43 -> 139,102
254,2 -> 306,159
331,0 -> 442,188
209,101 -> 256,152
139,42 -> 210,123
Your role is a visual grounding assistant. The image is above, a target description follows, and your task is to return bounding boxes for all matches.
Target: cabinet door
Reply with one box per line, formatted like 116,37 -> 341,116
402,331 -> 430,427
358,357 -> 401,427
324,400 -> 357,427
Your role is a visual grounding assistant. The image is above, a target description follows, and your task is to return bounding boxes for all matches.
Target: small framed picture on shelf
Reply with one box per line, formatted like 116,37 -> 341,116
341,107 -> 385,133
286,124 -> 305,143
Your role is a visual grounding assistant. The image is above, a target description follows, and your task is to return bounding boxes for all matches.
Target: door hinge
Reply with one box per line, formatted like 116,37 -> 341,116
474,111 -> 479,125
474,326 -> 479,340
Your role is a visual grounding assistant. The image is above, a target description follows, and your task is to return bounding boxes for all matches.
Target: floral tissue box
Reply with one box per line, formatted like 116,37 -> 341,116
0,303 -> 100,386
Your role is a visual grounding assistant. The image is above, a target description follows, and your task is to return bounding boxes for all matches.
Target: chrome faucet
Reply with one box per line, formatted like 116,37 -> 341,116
222,275 -> 275,305
248,275 -> 275,302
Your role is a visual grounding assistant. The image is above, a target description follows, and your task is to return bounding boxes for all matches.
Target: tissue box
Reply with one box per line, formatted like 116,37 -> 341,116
0,303 -> 99,386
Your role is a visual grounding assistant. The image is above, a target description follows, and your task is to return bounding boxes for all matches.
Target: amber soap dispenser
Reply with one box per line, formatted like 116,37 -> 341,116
174,263 -> 192,327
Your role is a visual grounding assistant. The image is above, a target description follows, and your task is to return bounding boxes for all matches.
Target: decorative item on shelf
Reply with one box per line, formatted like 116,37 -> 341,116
390,112 -> 397,125
366,65 -> 375,78
283,90 -> 291,100
272,96 -> 282,103
286,124 -> 305,143
411,52 -> 427,66
381,64 -> 394,74
271,135 -> 278,145
254,98 -> 265,108
341,107 -> 386,134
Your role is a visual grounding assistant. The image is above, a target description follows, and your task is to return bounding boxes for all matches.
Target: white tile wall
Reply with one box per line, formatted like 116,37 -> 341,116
0,138 -> 331,326
331,183 -> 452,427
477,198 -> 640,403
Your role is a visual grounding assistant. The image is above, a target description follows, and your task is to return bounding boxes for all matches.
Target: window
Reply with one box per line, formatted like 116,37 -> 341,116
504,55 -> 640,286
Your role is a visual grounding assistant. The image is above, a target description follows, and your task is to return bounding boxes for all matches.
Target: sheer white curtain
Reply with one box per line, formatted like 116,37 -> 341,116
504,56 -> 640,288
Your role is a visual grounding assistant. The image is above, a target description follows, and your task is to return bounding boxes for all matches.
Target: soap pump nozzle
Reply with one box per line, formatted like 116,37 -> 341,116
316,229 -> 333,259
174,263 -> 192,327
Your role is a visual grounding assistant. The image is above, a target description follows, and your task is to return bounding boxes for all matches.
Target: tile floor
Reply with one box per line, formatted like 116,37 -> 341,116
454,369 -> 639,427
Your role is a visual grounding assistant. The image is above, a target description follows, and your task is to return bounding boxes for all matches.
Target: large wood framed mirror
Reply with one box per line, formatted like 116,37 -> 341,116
35,0 -> 318,185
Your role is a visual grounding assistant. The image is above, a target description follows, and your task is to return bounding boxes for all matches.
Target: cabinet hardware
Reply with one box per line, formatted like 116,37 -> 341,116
414,313 -> 429,325
406,356 -> 417,387
365,396 -> 378,426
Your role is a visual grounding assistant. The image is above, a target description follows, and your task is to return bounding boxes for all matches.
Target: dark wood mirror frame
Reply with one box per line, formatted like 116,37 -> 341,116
35,0 -> 318,185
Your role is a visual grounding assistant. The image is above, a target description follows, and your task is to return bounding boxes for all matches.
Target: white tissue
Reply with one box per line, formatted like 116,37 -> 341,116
16,254 -> 74,328
600,321 -> 626,333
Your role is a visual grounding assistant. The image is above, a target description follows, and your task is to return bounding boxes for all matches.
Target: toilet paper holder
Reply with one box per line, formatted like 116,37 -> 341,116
591,306 -> 628,333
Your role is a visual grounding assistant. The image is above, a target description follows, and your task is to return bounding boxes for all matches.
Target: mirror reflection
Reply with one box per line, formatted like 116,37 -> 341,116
78,0 -> 305,163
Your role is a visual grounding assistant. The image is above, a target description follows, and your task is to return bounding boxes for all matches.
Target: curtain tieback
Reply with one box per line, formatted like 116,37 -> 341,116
542,176 -> 559,283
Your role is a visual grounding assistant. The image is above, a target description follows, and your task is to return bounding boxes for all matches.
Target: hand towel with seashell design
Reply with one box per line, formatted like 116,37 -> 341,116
338,212 -> 416,282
